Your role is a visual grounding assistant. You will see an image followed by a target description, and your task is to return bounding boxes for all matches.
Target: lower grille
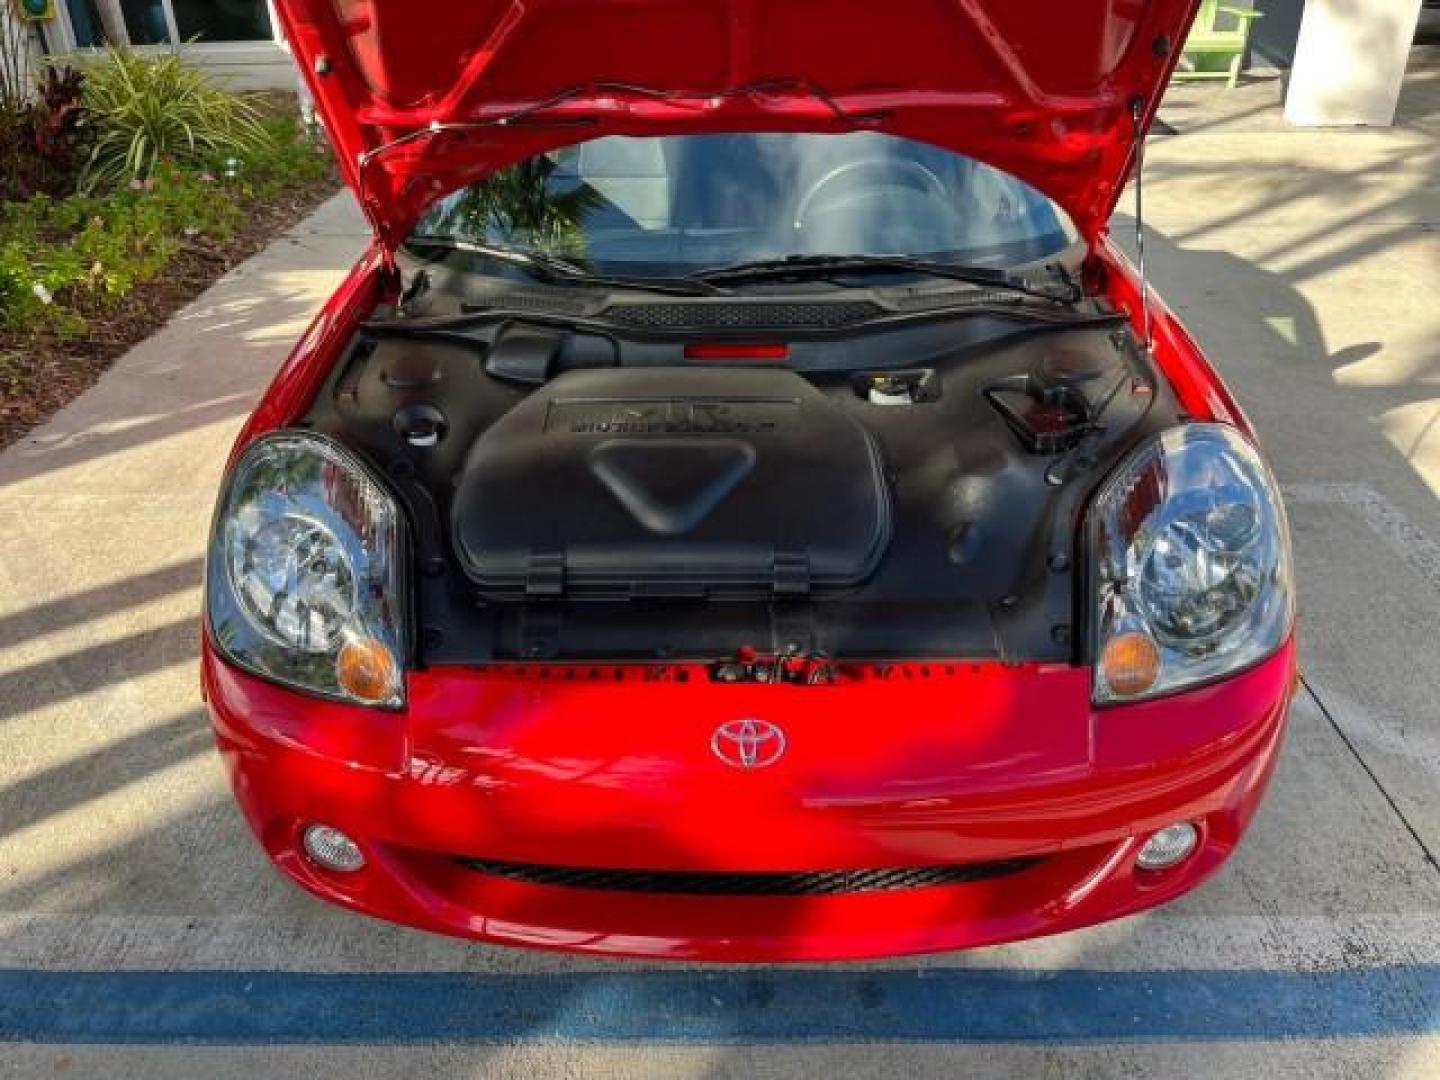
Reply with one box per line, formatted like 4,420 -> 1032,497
455,857 -> 1042,896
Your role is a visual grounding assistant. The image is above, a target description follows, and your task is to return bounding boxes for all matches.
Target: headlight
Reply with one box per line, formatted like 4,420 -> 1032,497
206,431 -> 409,707
1090,424 -> 1292,704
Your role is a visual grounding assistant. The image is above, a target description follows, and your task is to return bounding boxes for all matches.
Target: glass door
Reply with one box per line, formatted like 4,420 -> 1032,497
64,0 -> 276,47
118,0 -> 170,44
62,0 -> 105,47
170,0 -> 273,42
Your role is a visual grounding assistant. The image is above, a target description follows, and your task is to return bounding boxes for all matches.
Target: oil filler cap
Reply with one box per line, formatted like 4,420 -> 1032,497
394,404 -> 448,448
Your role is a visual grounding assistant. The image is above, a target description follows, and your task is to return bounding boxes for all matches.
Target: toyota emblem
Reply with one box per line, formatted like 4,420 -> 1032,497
711,719 -> 786,769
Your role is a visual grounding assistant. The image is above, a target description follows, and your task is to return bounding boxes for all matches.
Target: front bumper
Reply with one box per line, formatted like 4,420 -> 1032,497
206,642 -> 1296,961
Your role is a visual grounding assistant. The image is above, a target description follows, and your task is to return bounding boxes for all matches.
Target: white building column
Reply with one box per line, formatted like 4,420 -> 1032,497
92,0 -> 132,47
0,6 -> 41,100
1285,0 -> 1423,126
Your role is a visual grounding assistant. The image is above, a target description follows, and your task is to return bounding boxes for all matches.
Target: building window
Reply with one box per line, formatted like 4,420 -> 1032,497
118,0 -> 170,45
63,0 -> 104,47
60,0 -> 278,48
171,0 -> 273,42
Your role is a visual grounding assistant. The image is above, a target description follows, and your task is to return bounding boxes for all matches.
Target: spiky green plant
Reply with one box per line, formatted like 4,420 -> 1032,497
79,48 -> 272,193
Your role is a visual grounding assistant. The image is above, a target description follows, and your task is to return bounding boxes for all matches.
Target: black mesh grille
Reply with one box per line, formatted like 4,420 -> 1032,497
455,857 -> 1042,895
471,288 -> 597,317
602,301 -> 882,331
887,288 -> 1023,311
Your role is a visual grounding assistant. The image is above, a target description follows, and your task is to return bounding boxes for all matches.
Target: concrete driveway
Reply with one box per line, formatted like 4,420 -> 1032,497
2,65 -> 1440,1077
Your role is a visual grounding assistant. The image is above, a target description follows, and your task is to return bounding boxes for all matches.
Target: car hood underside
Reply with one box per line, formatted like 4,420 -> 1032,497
271,0 -> 1199,250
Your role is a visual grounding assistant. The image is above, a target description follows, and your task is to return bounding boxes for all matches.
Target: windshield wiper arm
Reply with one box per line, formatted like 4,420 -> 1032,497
688,254 -> 1080,302
407,237 -> 729,297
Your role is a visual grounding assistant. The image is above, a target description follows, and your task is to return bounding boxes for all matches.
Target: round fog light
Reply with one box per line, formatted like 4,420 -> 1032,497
302,824 -> 365,872
1136,822 -> 1199,871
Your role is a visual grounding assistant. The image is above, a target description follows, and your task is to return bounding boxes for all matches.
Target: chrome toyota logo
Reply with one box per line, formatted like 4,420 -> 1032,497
711,719 -> 786,769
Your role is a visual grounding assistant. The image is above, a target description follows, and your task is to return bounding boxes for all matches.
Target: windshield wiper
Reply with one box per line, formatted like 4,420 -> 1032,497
688,254 -> 1080,302
406,237 -> 729,298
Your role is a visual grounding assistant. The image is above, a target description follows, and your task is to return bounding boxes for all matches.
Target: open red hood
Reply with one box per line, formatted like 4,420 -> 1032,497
273,0 -> 1198,252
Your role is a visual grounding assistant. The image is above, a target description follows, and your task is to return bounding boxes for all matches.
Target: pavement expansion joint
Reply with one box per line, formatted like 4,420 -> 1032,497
1302,675 -> 1440,877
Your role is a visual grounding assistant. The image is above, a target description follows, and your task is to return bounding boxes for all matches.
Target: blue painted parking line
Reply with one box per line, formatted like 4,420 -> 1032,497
2,966 -> 1438,1044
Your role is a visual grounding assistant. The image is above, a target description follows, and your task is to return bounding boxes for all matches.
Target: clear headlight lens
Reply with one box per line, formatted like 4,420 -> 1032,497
1091,424 -> 1292,704
229,514 -> 358,654
206,431 -> 408,707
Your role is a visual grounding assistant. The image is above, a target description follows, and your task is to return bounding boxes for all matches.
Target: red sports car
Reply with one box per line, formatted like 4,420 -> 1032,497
205,0 -> 1297,960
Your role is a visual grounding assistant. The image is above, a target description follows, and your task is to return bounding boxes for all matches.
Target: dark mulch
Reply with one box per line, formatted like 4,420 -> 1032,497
0,170 -> 342,453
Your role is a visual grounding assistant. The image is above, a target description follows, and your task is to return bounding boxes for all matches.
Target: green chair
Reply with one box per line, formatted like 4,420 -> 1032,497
1176,0 -> 1263,88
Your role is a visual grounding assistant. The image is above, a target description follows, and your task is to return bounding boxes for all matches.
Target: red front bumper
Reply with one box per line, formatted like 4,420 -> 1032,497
206,642 -> 1296,961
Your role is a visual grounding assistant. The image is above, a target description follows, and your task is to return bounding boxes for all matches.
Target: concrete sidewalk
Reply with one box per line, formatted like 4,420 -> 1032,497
2,72 -> 1440,1077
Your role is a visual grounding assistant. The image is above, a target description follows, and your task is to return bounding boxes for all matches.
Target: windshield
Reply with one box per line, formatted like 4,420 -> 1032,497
411,132 -> 1077,276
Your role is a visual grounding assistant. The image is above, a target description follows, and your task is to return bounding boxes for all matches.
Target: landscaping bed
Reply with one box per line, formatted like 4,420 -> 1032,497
1,67 -> 342,452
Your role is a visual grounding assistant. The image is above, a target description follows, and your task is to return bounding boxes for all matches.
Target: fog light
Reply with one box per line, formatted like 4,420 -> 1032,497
1136,822 -> 1199,871
302,823 -> 365,872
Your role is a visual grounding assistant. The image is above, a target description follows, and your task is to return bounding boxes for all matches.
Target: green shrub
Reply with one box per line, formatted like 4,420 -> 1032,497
231,113 -> 335,196
80,49 -> 272,192
1,164 -> 230,332
1,112 -> 330,336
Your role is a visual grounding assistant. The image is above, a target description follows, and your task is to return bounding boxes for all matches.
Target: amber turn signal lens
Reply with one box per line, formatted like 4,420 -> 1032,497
1101,631 -> 1161,698
336,638 -> 398,703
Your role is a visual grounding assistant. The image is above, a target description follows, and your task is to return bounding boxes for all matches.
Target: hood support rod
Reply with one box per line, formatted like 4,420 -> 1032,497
1131,96 -> 1153,353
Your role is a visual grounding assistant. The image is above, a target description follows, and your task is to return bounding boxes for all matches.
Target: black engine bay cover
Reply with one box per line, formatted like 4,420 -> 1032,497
450,367 -> 893,601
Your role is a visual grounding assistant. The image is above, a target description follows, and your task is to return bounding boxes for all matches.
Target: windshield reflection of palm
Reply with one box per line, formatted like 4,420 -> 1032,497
416,132 -> 1076,274
424,156 -> 601,262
